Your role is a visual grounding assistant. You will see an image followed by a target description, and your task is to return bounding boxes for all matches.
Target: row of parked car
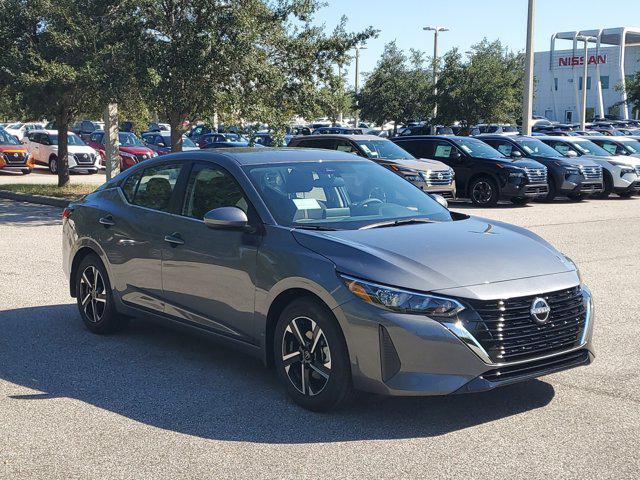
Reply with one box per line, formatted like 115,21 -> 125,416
1,122 -> 639,206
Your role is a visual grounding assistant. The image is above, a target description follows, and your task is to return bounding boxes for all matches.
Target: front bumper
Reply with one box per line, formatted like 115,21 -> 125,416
614,180 -> 640,194
502,180 -> 549,199
408,178 -> 456,199
335,284 -> 594,396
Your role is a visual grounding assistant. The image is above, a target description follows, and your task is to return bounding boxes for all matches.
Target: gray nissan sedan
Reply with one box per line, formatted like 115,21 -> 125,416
62,148 -> 594,411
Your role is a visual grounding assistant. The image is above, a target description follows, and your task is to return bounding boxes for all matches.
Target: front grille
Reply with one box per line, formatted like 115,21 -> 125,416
438,190 -> 455,199
2,152 -> 28,165
422,169 -> 454,186
580,165 -> 603,181
73,153 -> 94,165
524,166 -> 547,184
580,182 -> 603,193
135,153 -> 150,162
467,286 -> 587,363
481,349 -> 589,382
524,185 -> 549,195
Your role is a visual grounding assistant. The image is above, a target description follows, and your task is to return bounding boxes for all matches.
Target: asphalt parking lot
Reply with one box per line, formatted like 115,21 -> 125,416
1,196 -> 639,479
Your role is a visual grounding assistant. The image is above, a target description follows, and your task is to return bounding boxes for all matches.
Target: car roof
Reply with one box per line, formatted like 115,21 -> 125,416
29,129 -> 74,135
534,135 -> 585,142
155,147 -> 370,166
292,134 -> 382,141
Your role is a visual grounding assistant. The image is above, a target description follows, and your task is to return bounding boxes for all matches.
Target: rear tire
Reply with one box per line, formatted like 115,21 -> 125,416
469,176 -> 499,207
75,253 -> 128,334
49,155 -> 58,174
274,297 -> 352,411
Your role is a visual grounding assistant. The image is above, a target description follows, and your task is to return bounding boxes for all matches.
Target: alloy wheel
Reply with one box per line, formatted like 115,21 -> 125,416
472,181 -> 493,204
79,265 -> 107,323
281,316 -> 332,396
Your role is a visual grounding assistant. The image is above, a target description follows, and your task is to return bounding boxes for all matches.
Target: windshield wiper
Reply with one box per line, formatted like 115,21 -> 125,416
293,225 -> 337,231
358,218 -> 435,230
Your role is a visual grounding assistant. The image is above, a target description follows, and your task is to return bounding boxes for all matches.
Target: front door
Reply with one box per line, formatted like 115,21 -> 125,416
432,140 -> 470,191
161,163 -> 261,344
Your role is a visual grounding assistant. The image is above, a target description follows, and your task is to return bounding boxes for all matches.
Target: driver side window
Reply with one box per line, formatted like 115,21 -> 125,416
182,165 -> 248,220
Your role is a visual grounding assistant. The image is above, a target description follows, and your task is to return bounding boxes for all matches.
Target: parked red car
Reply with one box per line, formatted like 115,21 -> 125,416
86,131 -> 157,171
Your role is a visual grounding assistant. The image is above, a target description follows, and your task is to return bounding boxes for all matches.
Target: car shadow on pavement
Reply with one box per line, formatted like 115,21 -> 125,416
0,304 -> 556,444
0,199 -> 61,227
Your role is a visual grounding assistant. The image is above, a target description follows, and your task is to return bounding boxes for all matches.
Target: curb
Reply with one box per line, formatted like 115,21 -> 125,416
0,190 -> 70,208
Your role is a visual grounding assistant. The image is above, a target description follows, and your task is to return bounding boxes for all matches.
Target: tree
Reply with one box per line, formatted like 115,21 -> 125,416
137,4 -> 375,150
0,0 -> 143,186
436,39 -> 524,127
358,42 -> 433,132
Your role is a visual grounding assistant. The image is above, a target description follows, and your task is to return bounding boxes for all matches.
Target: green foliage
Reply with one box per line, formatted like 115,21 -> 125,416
358,42 -> 433,130
436,39 -> 524,126
0,0 -> 144,185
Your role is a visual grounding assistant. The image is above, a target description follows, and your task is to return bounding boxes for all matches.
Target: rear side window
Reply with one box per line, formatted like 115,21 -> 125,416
396,139 -> 434,158
122,172 -> 142,202
130,164 -> 183,212
294,138 -> 336,149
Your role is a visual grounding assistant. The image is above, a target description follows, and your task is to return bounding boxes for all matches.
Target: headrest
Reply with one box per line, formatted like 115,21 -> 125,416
284,169 -> 314,193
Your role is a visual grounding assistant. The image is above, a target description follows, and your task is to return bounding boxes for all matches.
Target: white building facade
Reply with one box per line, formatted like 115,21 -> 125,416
533,27 -> 640,123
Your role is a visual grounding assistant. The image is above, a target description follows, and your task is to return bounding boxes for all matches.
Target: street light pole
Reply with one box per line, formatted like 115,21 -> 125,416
522,0 -> 535,136
424,26 -> 449,134
353,45 -> 367,128
577,35 -> 597,130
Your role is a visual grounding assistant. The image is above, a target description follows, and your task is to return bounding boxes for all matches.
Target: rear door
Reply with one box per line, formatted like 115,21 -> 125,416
160,162 -> 261,343
101,162 -> 186,313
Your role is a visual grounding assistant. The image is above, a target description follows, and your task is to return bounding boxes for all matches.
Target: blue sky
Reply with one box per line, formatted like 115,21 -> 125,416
314,0 -> 640,85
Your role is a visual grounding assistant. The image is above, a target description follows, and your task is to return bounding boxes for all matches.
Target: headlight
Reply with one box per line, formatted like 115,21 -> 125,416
564,167 -> 580,176
340,275 -> 465,317
564,255 -> 582,283
449,168 -> 455,178
620,166 -> 635,175
399,169 -> 422,182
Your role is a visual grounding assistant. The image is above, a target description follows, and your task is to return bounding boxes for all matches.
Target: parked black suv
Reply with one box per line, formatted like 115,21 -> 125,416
477,135 -> 604,201
72,120 -> 105,141
392,135 -> 549,206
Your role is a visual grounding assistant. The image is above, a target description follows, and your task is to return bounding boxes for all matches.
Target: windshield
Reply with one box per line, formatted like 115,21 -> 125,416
50,133 -> 85,146
355,139 -> 414,160
245,160 -> 452,230
0,130 -> 21,145
452,138 -> 504,158
572,140 -> 612,157
117,132 -> 144,146
619,139 -> 640,153
7,123 -> 23,129
161,135 -> 197,147
515,138 -> 563,157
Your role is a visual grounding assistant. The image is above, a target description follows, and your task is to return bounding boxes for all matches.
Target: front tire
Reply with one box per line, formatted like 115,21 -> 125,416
619,191 -> 635,198
49,155 -> 58,174
21,169 -> 31,175
595,173 -> 613,199
469,176 -> 499,207
75,254 -> 128,334
567,192 -> 585,202
274,297 -> 352,411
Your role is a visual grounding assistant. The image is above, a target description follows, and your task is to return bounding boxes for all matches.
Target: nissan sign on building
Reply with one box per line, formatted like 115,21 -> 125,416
533,27 -> 640,123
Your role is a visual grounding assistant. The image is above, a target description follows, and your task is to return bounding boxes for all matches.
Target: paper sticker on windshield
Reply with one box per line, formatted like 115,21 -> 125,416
460,145 -> 472,154
293,198 -> 322,210
435,145 -> 452,157
360,143 -> 374,155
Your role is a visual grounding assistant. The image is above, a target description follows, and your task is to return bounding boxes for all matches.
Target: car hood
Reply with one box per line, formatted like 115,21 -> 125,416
579,154 -> 640,167
66,145 -> 97,154
511,158 -> 546,169
0,144 -> 28,153
378,158 -> 450,172
292,216 -> 575,292
120,146 -> 154,155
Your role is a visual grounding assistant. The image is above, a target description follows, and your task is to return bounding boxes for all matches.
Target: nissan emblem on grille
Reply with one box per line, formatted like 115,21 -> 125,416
530,297 -> 551,324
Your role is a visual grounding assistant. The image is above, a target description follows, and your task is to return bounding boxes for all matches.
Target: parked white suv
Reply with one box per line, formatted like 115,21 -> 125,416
23,130 -> 100,174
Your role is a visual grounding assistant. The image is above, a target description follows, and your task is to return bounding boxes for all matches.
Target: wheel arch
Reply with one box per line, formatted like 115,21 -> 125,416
69,247 -> 99,297
466,171 -> 499,196
264,288 -> 338,368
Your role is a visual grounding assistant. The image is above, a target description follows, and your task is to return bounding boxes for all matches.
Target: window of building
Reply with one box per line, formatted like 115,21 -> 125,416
554,78 -> 558,91
600,76 -> 609,90
578,77 -> 592,90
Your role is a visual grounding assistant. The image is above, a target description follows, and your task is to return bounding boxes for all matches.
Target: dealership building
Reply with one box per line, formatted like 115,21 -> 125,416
533,27 -> 640,123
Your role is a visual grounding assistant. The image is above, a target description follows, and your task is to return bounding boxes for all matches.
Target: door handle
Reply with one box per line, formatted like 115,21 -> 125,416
164,233 -> 185,246
99,216 -> 115,227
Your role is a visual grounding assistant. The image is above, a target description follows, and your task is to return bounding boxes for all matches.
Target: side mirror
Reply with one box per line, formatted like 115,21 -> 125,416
156,141 -> 165,147
566,150 -> 578,158
203,206 -> 248,229
431,194 -> 449,209
511,150 -> 523,159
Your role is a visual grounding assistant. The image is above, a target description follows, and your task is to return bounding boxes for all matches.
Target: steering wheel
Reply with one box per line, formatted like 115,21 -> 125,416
360,197 -> 384,208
